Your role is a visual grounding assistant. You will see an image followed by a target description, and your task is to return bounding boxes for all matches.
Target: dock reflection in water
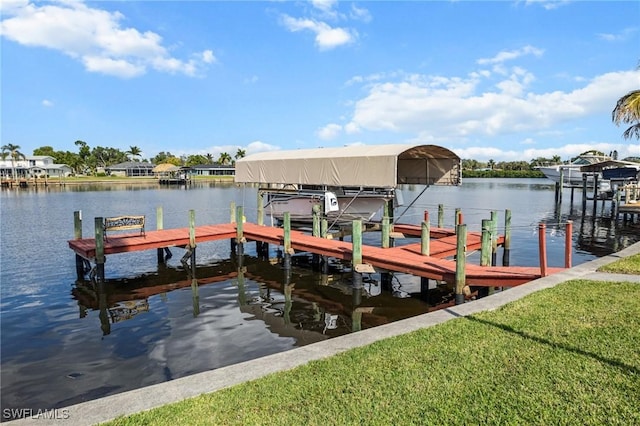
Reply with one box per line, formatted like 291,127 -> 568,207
72,253 -> 456,342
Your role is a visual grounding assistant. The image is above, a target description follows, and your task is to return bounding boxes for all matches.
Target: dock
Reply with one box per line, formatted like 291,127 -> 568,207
69,215 -> 562,291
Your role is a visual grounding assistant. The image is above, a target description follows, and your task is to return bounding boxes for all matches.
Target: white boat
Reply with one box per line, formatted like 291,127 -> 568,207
537,152 -> 611,186
234,144 -> 462,228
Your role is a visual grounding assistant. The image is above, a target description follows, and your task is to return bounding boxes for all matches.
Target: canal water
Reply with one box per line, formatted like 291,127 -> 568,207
1,179 -> 638,418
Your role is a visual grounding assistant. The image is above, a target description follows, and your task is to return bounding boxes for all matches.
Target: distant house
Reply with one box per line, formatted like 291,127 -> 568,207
106,162 -> 155,177
0,155 -> 72,179
190,164 -> 235,177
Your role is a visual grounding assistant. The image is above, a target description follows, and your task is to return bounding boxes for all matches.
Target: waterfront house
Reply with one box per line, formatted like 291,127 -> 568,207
190,163 -> 235,177
106,162 -> 155,177
0,155 -> 72,179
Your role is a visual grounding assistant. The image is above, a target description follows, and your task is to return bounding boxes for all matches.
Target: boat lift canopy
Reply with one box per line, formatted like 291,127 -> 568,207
234,144 -> 461,187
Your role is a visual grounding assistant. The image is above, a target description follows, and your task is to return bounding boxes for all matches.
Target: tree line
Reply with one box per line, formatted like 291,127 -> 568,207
2,141 -> 246,175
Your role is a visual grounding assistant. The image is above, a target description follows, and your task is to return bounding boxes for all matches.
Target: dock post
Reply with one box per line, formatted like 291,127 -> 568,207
156,206 -> 165,263
257,191 -> 264,226
480,219 -> 491,267
613,185 -> 621,219
454,208 -> 461,231
490,211 -> 498,266
321,218 -> 329,274
94,217 -> 105,282
283,212 -> 291,270
74,211 -> 84,279
230,201 -> 237,253
438,204 -> 444,228
502,209 -> 511,266
581,174 -> 588,208
454,224 -> 467,305
189,209 -> 197,277
565,220 -> 573,268
235,206 -> 244,256
477,219 -> 491,298
352,219 -> 363,290
421,219 -> 430,256
381,216 -> 390,249
538,223 -> 548,277
312,204 -> 321,268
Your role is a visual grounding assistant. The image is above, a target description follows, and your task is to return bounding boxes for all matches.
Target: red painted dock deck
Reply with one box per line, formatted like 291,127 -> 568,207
69,222 -> 560,287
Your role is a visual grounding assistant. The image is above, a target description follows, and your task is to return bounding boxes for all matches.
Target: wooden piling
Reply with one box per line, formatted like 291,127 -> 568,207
438,204 -> 444,228
565,220 -> 573,268
312,204 -> 321,267
502,209 -> 511,266
74,211 -> 84,279
454,224 -> 467,305
480,219 -> 491,267
490,211 -> 498,266
94,217 -> 105,282
538,223 -> 548,277
257,191 -> 264,226
381,216 -> 390,249
74,210 -> 82,239
156,206 -> 165,263
189,209 -> 197,276
352,219 -> 363,289
230,201 -> 237,252
283,212 -> 292,270
421,220 -> 430,256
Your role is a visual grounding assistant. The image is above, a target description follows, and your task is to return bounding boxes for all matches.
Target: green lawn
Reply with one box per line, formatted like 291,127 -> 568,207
107,278 -> 640,426
598,254 -> 640,274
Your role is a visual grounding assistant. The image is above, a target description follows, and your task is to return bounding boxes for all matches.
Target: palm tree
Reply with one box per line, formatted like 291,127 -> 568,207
1,143 -> 26,180
205,153 -> 214,164
612,89 -> 640,140
235,148 -> 246,160
487,159 -> 495,170
218,152 -> 232,165
126,145 -> 142,161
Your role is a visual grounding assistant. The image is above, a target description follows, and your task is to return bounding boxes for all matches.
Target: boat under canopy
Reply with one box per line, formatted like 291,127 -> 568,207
234,144 -> 462,187
234,144 -> 461,226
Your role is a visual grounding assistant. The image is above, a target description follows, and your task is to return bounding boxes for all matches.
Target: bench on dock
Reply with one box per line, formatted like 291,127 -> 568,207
104,215 -> 145,239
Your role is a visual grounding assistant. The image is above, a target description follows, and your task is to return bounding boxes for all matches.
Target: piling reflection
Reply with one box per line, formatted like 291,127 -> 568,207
72,253 -> 461,340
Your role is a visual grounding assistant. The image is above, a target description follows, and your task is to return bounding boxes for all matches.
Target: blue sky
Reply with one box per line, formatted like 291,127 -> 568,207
2,0 -> 639,162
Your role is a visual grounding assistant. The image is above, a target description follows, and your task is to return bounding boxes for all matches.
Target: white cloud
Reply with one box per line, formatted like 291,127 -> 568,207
0,1 -> 215,78
523,1 -> 571,11
317,123 -> 342,140
280,14 -> 356,50
41,99 -> 53,107
311,0 -> 338,18
477,45 -> 544,65
597,27 -> 638,42
341,67 -> 639,141
350,4 -> 372,23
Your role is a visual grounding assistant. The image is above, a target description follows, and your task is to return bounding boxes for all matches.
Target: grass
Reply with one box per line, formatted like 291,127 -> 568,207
106,278 -> 640,426
598,254 -> 640,274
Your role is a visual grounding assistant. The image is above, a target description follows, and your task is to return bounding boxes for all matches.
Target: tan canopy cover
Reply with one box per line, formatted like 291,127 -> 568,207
234,144 -> 461,187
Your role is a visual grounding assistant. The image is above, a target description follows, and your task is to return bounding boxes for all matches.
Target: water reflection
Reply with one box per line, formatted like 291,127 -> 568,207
71,253 -> 459,342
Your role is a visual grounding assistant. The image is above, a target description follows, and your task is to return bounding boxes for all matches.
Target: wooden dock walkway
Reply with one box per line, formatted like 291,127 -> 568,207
69,222 -> 560,287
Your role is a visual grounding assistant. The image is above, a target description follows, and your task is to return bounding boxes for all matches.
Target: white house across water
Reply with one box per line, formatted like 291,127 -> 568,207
0,155 -> 72,179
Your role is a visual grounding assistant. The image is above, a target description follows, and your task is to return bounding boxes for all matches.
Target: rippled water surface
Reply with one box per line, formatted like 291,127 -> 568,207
1,179 -> 638,418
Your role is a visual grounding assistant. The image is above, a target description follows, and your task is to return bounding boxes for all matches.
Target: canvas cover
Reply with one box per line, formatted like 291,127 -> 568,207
234,144 -> 461,187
